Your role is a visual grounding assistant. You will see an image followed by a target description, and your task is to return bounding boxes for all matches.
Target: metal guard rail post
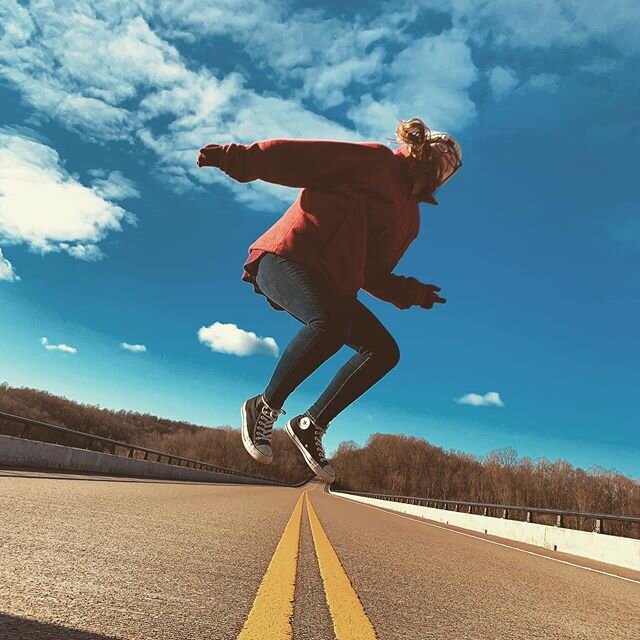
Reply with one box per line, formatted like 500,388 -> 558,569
0,410 -> 308,486
335,489 -> 640,535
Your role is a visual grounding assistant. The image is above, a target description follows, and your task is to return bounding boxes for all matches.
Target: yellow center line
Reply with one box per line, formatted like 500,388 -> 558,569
305,492 -> 377,640
236,490 -> 305,640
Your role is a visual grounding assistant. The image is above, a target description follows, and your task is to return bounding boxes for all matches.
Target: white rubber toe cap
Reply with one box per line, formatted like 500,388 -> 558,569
256,443 -> 272,459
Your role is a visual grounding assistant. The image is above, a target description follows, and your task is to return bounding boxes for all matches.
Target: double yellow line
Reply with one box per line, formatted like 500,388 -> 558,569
236,489 -> 376,640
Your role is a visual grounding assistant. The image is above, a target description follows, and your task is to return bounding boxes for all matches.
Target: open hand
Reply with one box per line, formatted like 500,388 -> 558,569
420,284 -> 447,309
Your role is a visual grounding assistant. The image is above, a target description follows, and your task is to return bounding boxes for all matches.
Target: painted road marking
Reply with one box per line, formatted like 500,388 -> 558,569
306,492 -> 377,640
236,491 -> 305,640
330,492 -> 640,586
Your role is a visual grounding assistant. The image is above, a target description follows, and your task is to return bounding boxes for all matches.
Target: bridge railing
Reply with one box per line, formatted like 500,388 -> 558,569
0,410 -> 290,485
334,489 -> 640,537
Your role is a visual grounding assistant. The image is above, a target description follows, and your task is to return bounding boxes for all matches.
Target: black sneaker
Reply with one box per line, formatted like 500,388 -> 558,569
285,412 -> 335,483
240,394 -> 286,464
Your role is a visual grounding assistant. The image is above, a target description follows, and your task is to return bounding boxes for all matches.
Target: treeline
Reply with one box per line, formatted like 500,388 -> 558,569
1,383 -> 638,537
331,434 -> 640,537
0,383 -> 311,484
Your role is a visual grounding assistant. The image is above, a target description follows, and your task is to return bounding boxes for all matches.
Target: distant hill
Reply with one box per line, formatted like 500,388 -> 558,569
331,434 -> 639,537
1,382 -> 638,537
0,382 -> 310,484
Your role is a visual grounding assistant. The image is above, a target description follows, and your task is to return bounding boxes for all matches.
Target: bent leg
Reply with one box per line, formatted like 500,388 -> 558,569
255,253 -> 355,410
307,298 -> 400,429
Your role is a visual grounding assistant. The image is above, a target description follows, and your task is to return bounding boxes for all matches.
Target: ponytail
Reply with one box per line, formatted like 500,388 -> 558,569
390,117 -> 462,192
393,117 -> 434,162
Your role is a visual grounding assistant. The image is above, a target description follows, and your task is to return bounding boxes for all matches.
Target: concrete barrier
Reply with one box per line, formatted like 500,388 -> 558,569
0,434 -> 276,485
330,489 -> 640,572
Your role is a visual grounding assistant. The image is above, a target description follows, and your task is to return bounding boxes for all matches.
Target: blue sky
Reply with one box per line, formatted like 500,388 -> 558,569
1,1 -> 638,477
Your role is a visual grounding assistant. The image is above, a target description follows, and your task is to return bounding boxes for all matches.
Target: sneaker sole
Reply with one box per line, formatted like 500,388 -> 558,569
240,401 -> 272,464
285,419 -> 335,483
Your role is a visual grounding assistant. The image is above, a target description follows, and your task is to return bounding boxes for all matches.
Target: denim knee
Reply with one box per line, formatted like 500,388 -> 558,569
355,334 -> 400,370
306,298 -> 353,338
377,337 -> 400,370
307,313 -> 350,346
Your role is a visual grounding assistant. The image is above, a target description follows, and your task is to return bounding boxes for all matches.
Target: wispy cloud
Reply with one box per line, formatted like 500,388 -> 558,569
120,342 -> 147,353
578,57 -> 620,75
455,391 -> 505,407
347,29 -> 479,140
0,9 -> 185,141
487,66 -> 519,100
0,2 -> 473,203
89,170 -> 141,201
520,73 -> 560,93
153,2 -> 394,109
0,248 -> 19,282
444,0 -> 639,54
1,0 -> 637,208
0,131 -> 136,260
40,337 -> 77,354
197,322 -> 279,357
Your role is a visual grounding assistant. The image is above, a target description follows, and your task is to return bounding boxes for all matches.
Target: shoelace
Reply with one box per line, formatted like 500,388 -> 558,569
255,404 -> 285,444
312,423 -> 328,464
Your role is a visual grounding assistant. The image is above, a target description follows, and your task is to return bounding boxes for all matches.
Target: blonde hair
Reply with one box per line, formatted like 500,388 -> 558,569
393,117 -> 434,162
389,117 -> 461,191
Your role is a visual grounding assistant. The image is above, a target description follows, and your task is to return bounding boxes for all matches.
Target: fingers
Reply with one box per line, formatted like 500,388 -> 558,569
420,288 -> 447,309
196,151 -> 208,167
196,145 -> 218,167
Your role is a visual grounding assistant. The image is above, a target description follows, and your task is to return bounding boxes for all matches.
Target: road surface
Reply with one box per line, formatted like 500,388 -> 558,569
0,469 -> 638,639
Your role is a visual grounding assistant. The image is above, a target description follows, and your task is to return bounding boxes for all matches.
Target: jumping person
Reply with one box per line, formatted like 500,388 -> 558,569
196,118 -> 462,483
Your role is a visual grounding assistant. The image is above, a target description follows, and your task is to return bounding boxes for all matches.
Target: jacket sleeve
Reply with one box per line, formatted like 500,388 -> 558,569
362,267 -> 426,310
198,138 -> 389,188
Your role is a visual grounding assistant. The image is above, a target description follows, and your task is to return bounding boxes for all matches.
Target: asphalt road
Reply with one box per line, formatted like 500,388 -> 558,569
0,470 -> 638,640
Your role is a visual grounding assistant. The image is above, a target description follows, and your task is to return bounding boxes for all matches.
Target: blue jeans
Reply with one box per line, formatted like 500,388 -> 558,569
255,252 -> 400,429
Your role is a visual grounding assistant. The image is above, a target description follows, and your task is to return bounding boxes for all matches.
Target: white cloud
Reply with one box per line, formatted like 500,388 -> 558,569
120,342 -> 147,352
521,73 -> 560,93
347,29 -> 479,139
427,0 -> 640,54
455,391 -> 505,407
0,248 -> 19,282
153,2 -> 394,108
89,170 -> 141,201
40,337 -> 77,354
578,57 -> 620,75
197,322 -> 279,357
2,0 -> 636,209
0,7 -> 188,140
488,66 -> 519,100
0,131 -> 136,259
58,243 -> 105,262
0,1 -> 477,202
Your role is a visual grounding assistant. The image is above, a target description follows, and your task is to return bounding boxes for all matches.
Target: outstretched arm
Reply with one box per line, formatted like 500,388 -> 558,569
197,138 -> 389,189
363,268 -> 446,310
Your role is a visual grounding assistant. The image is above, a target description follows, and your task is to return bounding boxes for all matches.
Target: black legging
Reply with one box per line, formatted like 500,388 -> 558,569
255,252 -> 400,429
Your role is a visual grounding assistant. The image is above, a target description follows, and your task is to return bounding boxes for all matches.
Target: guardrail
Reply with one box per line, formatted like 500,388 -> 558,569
334,489 -> 640,535
0,410 -> 303,485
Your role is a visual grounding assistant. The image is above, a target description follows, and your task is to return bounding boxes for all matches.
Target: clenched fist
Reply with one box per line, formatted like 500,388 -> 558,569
196,144 -> 221,167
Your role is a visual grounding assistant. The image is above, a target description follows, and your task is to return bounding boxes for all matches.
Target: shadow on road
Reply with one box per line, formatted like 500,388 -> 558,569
0,613 -> 120,640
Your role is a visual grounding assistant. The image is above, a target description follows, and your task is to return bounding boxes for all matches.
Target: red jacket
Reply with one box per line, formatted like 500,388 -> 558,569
200,138 -> 438,310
